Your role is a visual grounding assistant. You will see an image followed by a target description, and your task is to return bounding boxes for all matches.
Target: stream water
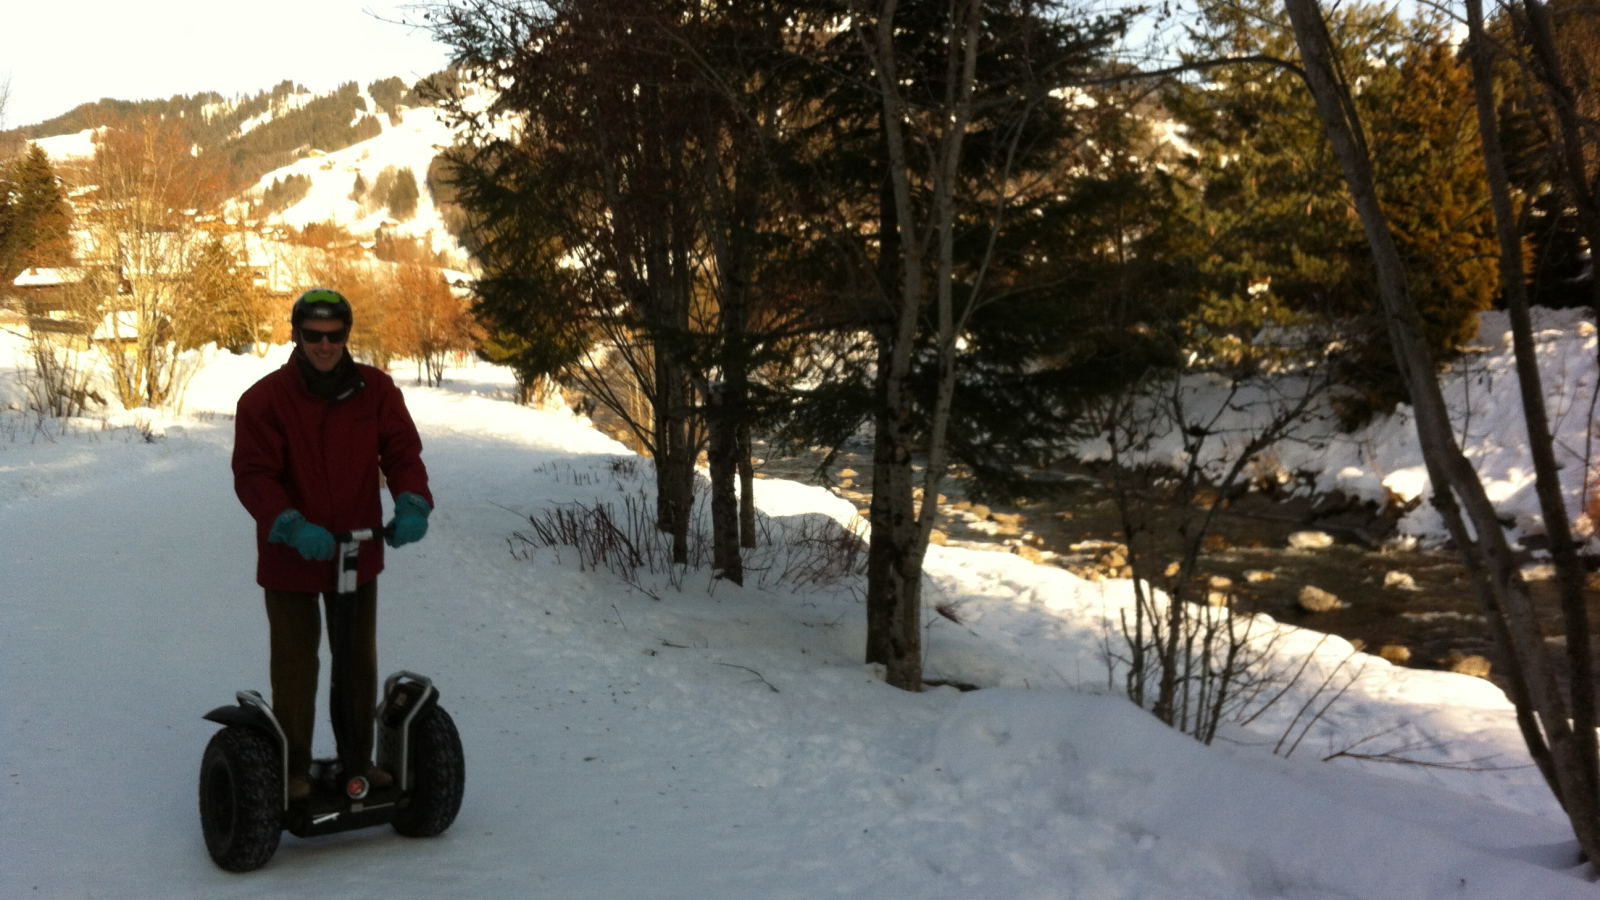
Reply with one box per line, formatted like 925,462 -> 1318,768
751,437 -> 1596,694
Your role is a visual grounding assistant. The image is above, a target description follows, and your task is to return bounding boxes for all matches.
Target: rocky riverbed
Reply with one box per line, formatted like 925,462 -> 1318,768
751,437 -> 1598,693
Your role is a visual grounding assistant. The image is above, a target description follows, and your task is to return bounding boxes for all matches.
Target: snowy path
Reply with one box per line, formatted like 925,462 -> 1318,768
0,352 -> 1592,898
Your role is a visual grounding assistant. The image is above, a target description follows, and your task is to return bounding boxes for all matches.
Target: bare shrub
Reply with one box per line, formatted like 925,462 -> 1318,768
1103,594 -> 1277,744
510,461 -> 866,596
20,329 -> 100,420
1103,597 -> 1366,751
1091,310 -> 1334,742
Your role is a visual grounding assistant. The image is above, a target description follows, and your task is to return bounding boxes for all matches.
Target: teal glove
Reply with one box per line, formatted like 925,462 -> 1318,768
269,509 -> 335,561
385,492 -> 431,548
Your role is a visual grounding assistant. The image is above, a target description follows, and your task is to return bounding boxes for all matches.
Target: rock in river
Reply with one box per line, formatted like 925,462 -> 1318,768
1297,585 -> 1343,613
1382,571 -> 1418,591
1443,653 -> 1492,678
1288,531 -> 1335,550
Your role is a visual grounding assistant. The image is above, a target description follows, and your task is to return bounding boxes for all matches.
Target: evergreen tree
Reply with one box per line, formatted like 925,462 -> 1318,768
369,76 -> 408,124
259,173 -> 312,214
1376,20 -> 1498,363
387,167 -> 419,220
176,238 -> 267,351
1157,0 -> 1498,412
0,144 -> 73,287
1492,0 -> 1600,310
403,70 -> 461,107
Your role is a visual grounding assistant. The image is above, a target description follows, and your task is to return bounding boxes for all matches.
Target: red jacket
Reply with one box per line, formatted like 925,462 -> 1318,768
233,358 -> 433,592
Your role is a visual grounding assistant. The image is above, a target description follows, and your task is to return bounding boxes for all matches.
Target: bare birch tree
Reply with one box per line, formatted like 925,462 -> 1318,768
85,119 -> 226,408
1282,0 -> 1600,866
847,0 -> 1129,689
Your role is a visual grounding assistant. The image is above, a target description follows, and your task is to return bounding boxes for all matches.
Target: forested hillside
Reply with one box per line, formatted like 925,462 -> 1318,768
0,71 -> 457,197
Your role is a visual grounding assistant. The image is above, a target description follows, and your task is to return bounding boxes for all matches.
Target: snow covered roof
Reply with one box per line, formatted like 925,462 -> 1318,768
12,267 -> 90,288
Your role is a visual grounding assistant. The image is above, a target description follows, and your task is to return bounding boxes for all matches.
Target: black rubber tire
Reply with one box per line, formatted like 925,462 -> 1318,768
392,704 -> 464,837
198,726 -> 283,872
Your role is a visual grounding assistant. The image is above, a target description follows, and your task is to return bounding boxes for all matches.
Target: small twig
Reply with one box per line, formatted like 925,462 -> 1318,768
1324,745 -> 1533,771
490,500 -> 530,519
1321,725 -> 1534,770
1281,654 -> 1367,759
717,662 -> 779,693
611,603 -> 628,632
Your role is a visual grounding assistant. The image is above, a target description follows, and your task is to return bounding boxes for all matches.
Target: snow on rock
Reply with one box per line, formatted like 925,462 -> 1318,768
1287,530 -> 1335,550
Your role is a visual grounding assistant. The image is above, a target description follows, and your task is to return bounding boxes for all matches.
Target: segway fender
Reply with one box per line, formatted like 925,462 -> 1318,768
203,691 -> 292,810
203,704 -> 275,731
376,671 -> 438,792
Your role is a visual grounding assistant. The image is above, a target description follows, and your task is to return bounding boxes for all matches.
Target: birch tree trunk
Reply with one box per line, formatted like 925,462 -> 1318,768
738,423 -> 757,549
1283,0 -> 1600,864
855,0 -> 1036,690
1466,0 -> 1599,818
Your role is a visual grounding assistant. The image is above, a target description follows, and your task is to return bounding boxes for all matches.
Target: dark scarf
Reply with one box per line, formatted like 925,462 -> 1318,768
293,346 -> 365,403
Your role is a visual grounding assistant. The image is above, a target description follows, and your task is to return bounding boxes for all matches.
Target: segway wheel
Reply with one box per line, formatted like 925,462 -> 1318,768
392,704 -> 464,837
198,726 -> 283,871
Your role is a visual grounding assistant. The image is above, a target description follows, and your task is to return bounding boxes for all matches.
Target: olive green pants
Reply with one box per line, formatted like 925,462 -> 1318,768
264,580 -> 378,779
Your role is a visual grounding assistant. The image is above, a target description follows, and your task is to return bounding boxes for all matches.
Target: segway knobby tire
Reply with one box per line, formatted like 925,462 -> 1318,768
199,725 -> 283,871
392,704 -> 464,837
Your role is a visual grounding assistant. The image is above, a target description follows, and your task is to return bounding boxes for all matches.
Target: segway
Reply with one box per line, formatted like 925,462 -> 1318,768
198,528 -> 464,872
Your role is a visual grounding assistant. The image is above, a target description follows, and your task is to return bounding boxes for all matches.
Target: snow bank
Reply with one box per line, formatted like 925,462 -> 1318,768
1078,308 -> 1600,549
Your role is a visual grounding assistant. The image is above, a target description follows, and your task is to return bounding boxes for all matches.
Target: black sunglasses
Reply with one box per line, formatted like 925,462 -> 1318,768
299,327 -> 349,344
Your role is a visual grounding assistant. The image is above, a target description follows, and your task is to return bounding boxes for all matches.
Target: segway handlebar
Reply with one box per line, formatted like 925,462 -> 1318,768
332,529 -> 374,595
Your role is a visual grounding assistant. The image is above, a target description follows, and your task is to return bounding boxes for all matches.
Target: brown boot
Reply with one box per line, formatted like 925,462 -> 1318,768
365,765 -> 394,789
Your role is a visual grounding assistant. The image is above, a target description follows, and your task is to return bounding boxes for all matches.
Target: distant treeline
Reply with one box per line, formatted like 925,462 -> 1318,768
260,173 -> 313,214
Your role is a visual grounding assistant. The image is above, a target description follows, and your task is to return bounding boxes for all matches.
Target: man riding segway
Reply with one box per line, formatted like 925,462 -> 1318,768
199,287 -> 462,872
232,287 -> 433,802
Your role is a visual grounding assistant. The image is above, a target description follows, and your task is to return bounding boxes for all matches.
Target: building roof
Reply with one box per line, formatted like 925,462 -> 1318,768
12,267 -> 90,288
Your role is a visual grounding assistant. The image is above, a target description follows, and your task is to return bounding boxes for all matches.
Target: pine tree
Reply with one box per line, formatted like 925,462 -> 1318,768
369,76 -> 407,124
0,144 -> 74,287
387,168 -> 419,220
1159,0 -> 1498,412
260,173 -> 311,214
176,238 -> 267,351
1373,20 -> 1498,364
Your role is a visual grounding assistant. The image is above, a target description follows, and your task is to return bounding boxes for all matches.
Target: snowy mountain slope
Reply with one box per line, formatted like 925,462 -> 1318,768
29,128 -> 99,160
0,334 -> 1589,898
24,79 -> 473,270
248,104 -> 462,258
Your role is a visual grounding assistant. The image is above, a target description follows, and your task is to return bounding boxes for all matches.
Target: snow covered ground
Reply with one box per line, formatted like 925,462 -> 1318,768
0,332 -> 1593,898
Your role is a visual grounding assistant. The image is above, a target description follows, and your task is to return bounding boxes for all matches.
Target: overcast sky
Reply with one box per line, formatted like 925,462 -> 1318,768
1,2 -> 454,130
